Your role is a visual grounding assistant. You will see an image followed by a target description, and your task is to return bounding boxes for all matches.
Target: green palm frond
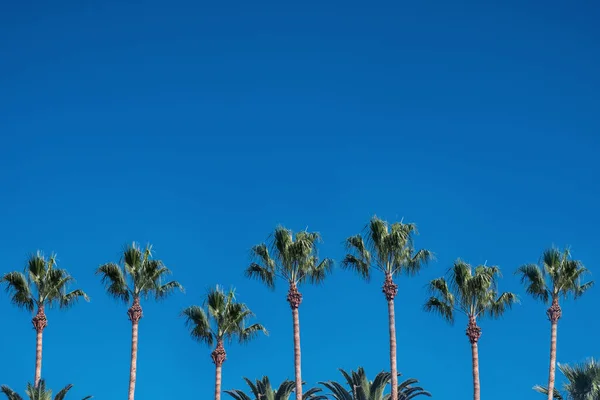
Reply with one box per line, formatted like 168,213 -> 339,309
535,359 -> 600,400
97,242 -> 182,304
516,264 -> 549,303
247,226 -> 332,288
226,377 -> 323,400
182,305 -> 214,346
1,271 -> 34,311
1,385 -> 24,400
2,380 -> 89,400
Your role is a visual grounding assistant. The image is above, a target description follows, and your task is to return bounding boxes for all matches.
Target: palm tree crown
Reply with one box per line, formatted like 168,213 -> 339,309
425,260 -> 518,326
182,285 -> 267,354
225,377 -> 326,400
342,216 -> 433,285
319,367 -> 431,400
96,242 -> 183,303
517,247 -> 593,308
2,251 -> 88,313
1,380 -> 91,400
246,226 -> 333,294
534,359 -> 600,400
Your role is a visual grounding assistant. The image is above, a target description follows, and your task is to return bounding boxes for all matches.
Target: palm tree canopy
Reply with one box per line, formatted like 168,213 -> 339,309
1,252 -> 88,312
535,359 -> 600,400
320,367 -> 431,400
517,247 -> 593,304
1,380 -> 92,400
246,226 -> 333,289
224,377 -> 326,400
425,260 -> 518,324
96,242 -> 183,303
182,285 -> 267,347
342,216 -> 433,280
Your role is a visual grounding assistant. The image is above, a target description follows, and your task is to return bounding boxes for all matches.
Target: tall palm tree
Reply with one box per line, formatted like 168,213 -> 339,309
246,226 -> 333,400
517,247 -> 593,400
1,380 -> 92,400
319,367 -> 431,400
343,216 -> 432,400
225,376 -> 326,400
424,260 -> 517,400
534,359 -> 600,400
182,285 -> 267,400
1,252 -> 88,387
96,242 -> 183,400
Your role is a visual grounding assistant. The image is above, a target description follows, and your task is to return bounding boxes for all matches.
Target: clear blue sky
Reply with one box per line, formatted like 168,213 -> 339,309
1,1 -> 599,399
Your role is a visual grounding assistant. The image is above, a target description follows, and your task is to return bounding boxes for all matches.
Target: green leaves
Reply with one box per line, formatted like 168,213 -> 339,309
425,260 -> 517,324
224,377 -> 326,400
534,359 -> 600,400
343,216 -> 432,281
517,247 -> 593,304
96,242 -> 183,304
247,226 -> 333,288
183,285 -> 267,348
1,380 -> 91,400
1,252 -> 88,312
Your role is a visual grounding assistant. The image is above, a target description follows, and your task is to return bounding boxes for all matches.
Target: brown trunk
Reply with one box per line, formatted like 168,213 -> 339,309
382,273 -> 398,400
466,316 -> 482,400
127,297 -> 143,400
546,298 -> 562,400
287,283 -> 303,400
31,305 -> 47,387
212,340 -> 226,400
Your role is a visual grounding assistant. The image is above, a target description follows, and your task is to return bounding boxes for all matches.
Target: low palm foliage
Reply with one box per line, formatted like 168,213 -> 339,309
534,359 -> 600,400
319,367 -> 431,400
225,377 -> 326,400
0,380 -> 91,400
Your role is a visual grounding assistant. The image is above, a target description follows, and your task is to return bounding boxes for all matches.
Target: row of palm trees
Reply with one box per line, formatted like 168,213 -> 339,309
1,216 -> 594,400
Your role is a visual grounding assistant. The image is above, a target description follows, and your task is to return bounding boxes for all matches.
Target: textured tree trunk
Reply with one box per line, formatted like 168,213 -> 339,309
31,305 -> 47,387
287,283 -> 303,400
127,297 -> 143,400
212,340 -> 226,400
383,273 -> 399,400
466,316 -> 482,400
546,298 -> 562,400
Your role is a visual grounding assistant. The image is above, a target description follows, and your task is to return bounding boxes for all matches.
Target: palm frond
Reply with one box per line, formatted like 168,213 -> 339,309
96,262 -> 130,303
53,384 -> 74,400
60,289 -> 90,309
488,292 -> 519,319
181,305 -> 214,346
1,271 -> 34,311
0,385 -> 24,400
516,263 -> 549,303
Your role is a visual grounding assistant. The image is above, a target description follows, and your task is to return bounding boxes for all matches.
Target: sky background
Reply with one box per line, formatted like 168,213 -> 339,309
1,0 -> 599,399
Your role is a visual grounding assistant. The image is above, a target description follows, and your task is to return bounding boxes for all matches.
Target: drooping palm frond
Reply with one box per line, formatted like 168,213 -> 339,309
1,380 -> 90,400
97,242 -> 182,304
181,305 -> 214,346
2,252 -> 88,312
535,359 -> 600,400
344,216 -> 432,279
247,226 -> 332,288
519,246 -> 593,305
0,385 -> 24,400
225,377 -> 324,400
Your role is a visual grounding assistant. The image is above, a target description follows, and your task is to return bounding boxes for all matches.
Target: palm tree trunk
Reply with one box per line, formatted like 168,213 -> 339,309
31,304 -> 47,387
466,316 -> 482,400
471,341 -> 481,400
127,297 -> 143,400
212,340 -> 226,400
287,283 -> 303,400
383,273 -> 399,400
546,298 -> 562,400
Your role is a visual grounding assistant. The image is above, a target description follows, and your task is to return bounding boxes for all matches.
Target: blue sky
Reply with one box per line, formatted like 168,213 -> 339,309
1,0 -> 599,399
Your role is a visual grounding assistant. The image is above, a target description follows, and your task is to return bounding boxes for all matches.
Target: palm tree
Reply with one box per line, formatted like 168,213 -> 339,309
1,380 -> 92,400
246,226 -> 333,400
96,242 -> 183,400
1,252 -> 88,387
534,359 -> 600,400
225,376 -> 326,400
182,285 -> 267,400
319,367 -> 431,400
342,216 -> 432,400
517,247 -> 593,400
424,260 -> 517,400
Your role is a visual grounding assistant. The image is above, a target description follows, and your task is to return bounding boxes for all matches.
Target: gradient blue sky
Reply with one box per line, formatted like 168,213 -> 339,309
1,1 -> 599,399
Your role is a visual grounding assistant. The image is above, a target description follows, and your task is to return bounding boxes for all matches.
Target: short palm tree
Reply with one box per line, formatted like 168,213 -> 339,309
96,242 -> 183,400
424,260 -> 517,400
0,380 -> 92,400
246,226 -> 333,400
534,359 -> 600,400
182,285 -> 267,400
343,216 -> 432,400
225,376 -> 326,400
319,367 -> 431,400
517,247 -> 593,400
1,252 -> 88,387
